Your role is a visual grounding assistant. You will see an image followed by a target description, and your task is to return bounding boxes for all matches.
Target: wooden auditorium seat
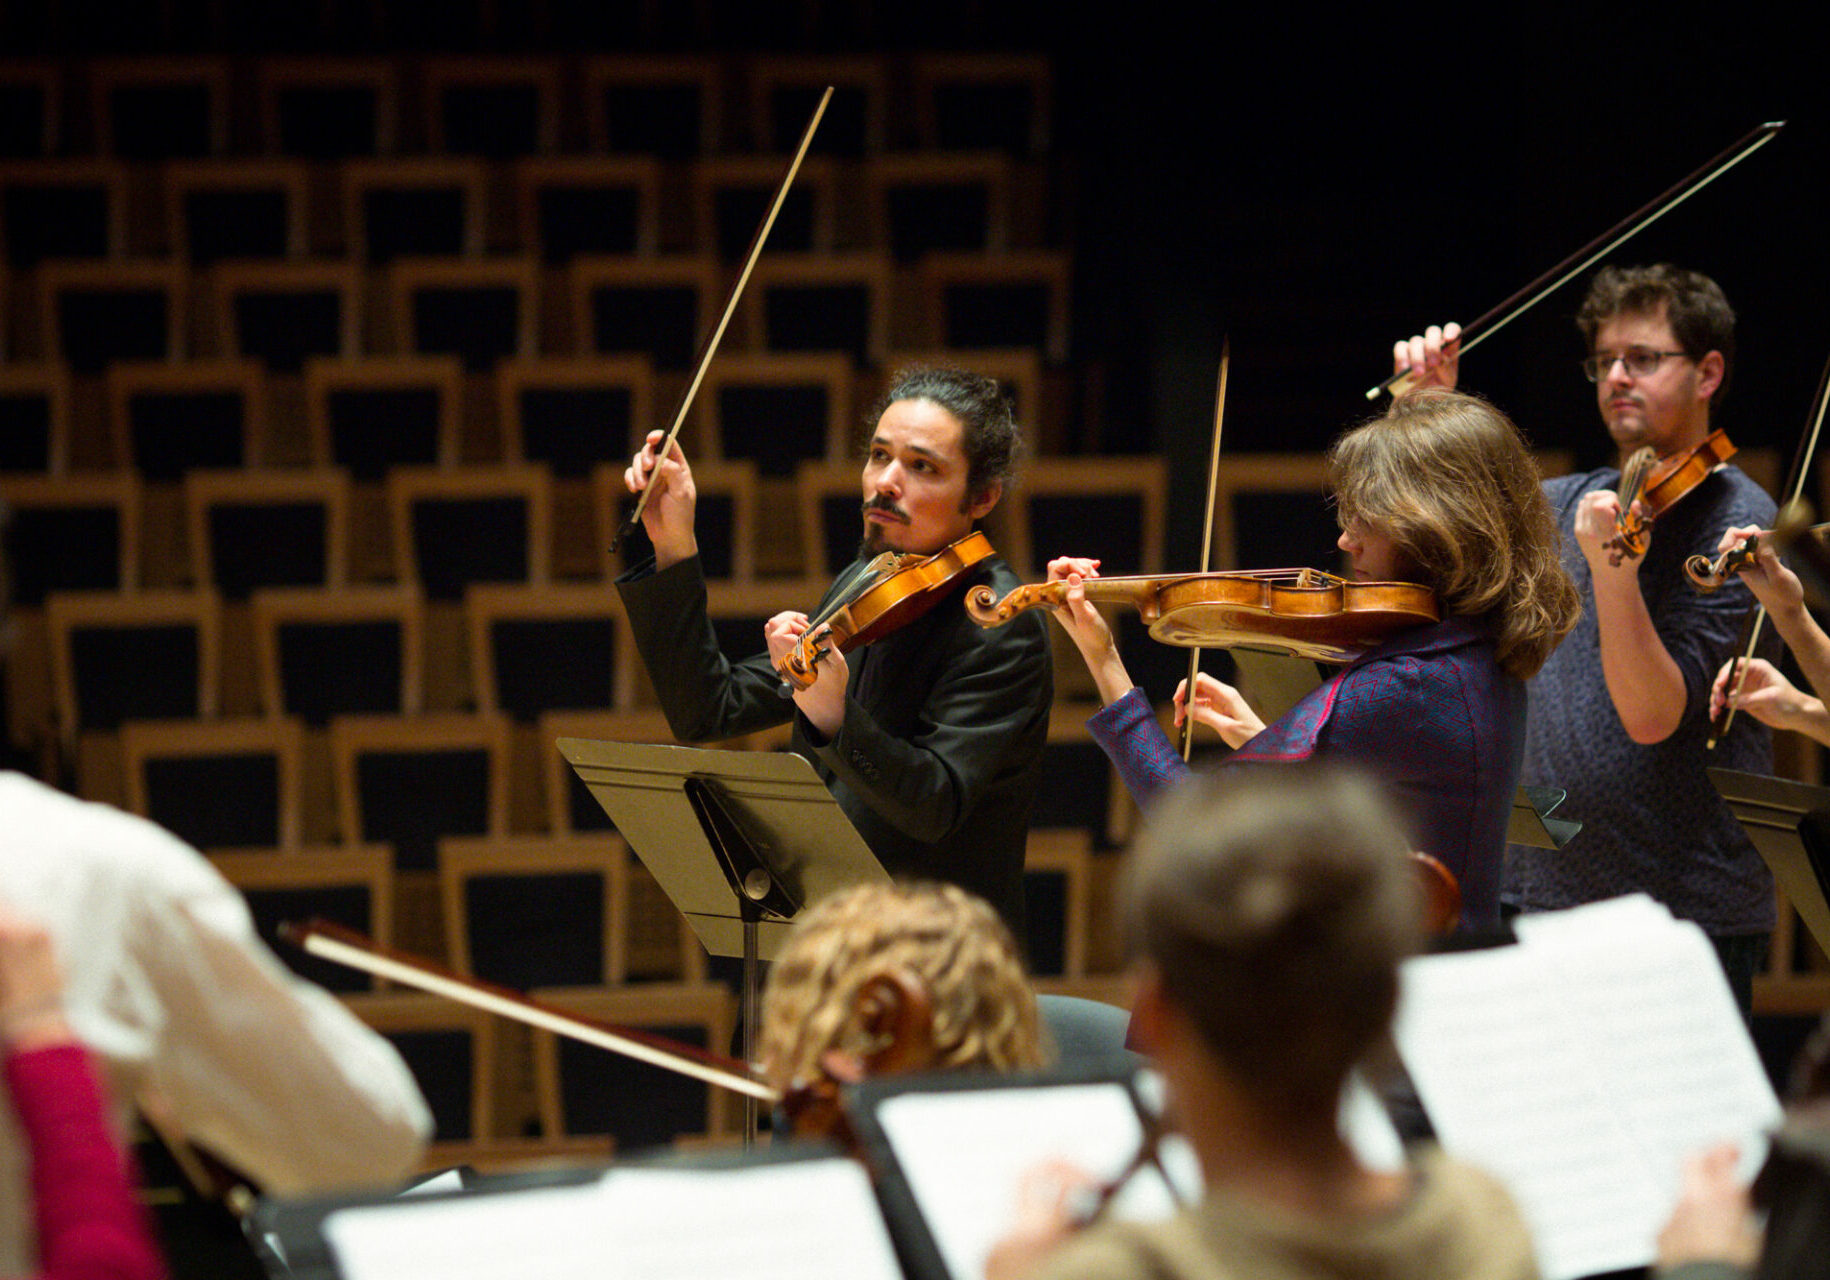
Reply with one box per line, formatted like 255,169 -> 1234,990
386,463 -> 552,602
529,983 -> 737,1152
163,159 -> 310,265
865,153 -> 1013,262
89,57 -> 229,160
698,352 -> 854,479
911,53 -> 1053,157
209,260 -> 363,374
740,254 -> 893,367
498,354 -> 654,479
210,846 -> 395,993
123,715 -> 306,852
105,358 -> 267,480
0,158 -> 127,270
37,259 -> 186,374
340,157 -> 487,265
568,255 -> 721,372
0,363 -> 72,475
512,156 -> 661,264
304,354 -> 465,479
747,55 -> 886,157
184,468 -> 351,600
917,251 -> 1071,365
689,155 -> 837,261
438,832 -> 625,988
584,55 -> 723,160
421,56 -> 562,158
251,584 -> 426,723
256,57 -> 400,159
330,711 -> 511,873
384,256 -> 540,373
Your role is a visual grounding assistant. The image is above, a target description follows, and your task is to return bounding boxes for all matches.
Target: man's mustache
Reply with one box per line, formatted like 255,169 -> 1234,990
862,496 -> 909,523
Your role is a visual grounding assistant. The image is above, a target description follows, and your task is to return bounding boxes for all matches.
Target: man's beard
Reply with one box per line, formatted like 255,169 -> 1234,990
860,497 -> 908,556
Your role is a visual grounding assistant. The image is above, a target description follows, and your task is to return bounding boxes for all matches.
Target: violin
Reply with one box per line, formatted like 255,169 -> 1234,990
1686,509 -> 1830,592
1411,850 -> 1462,937
966,568 -> 1439,664
1604,429 -> 1737,565
776,531 -> 995,690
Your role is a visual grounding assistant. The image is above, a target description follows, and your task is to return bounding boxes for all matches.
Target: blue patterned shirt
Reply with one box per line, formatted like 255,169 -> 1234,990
1504,465 -> 1776,934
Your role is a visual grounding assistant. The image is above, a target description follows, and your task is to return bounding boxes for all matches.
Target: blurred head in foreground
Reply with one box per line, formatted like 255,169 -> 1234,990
760,880 -> 1046,1130
1125,765 -> 1423,1119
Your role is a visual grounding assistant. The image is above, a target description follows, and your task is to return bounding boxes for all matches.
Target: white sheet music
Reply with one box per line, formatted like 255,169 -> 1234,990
1395,895 -> 1781,1280
875,1081 -> 1180,1280
323,1157 -> 903,1280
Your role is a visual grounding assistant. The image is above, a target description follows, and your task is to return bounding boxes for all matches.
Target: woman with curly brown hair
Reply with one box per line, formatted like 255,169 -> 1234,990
1048,388 -> 1581,930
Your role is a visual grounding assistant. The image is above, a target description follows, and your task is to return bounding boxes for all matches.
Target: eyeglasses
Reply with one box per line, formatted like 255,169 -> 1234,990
1581,348 -> 1692,382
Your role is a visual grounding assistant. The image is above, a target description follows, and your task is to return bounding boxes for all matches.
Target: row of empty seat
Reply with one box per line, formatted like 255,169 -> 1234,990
0,53 -> 1055,161
2,448 -> 1168,584
2,152 -> 1059,266
0,253 -> 1072,376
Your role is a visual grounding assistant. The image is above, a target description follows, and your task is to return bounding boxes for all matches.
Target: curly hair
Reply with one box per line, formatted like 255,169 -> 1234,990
759,881 -> 1046,1094
870,366 -> 1022,502
1328,387 -> 1580,680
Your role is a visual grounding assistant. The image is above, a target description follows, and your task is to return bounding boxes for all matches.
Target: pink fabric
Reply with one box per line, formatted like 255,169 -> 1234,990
4,1044 -> 165,1280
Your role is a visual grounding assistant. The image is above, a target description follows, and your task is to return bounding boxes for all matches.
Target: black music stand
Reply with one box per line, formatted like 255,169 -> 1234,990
1510,785 -> 1581,850
1709,766 -> 1830,955
556,738 -> 890,1142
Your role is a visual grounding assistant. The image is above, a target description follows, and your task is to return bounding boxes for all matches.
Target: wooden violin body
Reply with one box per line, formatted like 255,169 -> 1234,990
967,568 -> 1439,664
1608,429 -> 1737,563
776,531 -> 995,689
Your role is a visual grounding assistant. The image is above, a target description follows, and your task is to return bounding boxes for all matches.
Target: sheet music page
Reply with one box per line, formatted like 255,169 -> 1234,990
1525,900 -> 1780,1193
1395,896 -> 1781,1280
874,1082 -> 1175,1280
325,1157 -> 903,1280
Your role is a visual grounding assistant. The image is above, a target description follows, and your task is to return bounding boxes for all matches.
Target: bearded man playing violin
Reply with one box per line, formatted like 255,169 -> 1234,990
1399,264 -> 1778,1015
1048,388 -> 1579,931
617,366 -> 1051,940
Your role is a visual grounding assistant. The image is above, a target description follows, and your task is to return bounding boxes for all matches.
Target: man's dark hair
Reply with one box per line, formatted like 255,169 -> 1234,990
1578,264 -> 1736,405
871,366 -> 1021,502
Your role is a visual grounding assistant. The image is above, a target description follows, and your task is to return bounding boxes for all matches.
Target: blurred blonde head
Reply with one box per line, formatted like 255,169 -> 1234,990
759,881 -> 1046,1095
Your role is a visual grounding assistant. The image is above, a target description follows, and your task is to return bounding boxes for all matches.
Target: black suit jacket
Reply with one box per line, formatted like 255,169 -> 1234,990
615,552 -> 1052,937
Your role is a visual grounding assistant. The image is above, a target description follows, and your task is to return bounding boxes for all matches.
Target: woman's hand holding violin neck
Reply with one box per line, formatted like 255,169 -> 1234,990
624,430 -> 698,568
1392,322 -> 1461,392
1045,557 -> 1135,706
1718,523 -> 1804,616
1175,672 -> 1264,749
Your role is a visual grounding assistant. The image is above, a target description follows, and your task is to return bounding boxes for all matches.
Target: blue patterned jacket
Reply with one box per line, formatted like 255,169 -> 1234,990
1087,616 -> 1525,929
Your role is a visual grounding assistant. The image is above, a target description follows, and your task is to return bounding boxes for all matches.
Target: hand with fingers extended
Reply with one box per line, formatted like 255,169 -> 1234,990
1392,322 -> 1462,392
623,429 -> 699,568
1175,671 -> 1265,749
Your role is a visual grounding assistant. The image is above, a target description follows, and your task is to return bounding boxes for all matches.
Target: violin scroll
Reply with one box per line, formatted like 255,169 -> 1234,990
1604,430 -> 1737,565
965,581 -> 1063,627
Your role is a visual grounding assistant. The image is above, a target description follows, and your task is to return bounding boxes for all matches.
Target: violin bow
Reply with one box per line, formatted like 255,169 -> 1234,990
1180,340 -> 1229,760
279,919 -> 778,1103
1366,120 -> 1785,401
610,85 -> 833,553
1710,345 -> 1830,748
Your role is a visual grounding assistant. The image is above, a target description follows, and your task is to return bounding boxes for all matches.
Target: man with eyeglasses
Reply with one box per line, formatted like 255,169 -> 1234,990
1395,264 -> 1776,1017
